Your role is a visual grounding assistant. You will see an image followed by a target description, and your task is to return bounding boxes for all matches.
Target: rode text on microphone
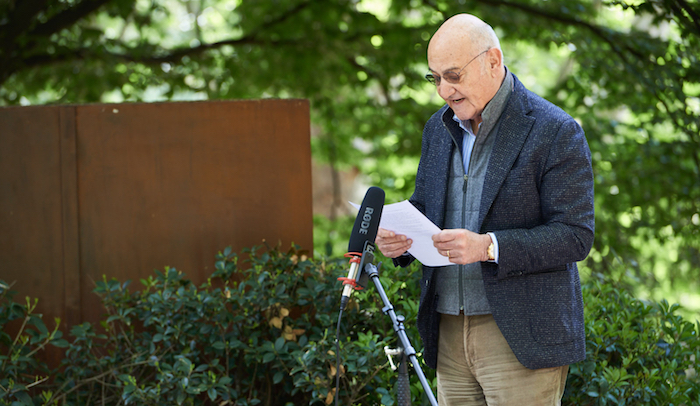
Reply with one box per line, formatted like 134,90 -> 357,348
338,186 -> 384,311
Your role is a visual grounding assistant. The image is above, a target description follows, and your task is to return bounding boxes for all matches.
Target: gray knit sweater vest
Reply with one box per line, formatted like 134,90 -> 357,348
434,70 -> 513,316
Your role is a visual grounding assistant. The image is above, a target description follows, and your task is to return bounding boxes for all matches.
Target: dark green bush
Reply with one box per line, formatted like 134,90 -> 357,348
1,247 -> 699,405
567,279 -> 700,405
0,282 -> 69,405
1,246 -> 422,406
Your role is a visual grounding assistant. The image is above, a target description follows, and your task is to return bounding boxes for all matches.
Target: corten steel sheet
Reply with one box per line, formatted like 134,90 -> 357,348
1,100 -> 312,333
0,105 -> 78,366
75,100 -> 312,325
58,107 -> 82,330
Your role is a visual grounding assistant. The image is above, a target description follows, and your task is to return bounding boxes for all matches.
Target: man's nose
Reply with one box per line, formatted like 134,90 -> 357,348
437,81 -> 455,100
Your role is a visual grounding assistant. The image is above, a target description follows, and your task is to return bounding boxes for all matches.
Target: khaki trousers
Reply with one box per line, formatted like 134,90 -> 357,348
437,313 -> 568,406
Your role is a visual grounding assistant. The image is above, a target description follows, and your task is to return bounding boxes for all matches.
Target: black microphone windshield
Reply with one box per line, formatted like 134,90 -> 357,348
348,186 -> 385,253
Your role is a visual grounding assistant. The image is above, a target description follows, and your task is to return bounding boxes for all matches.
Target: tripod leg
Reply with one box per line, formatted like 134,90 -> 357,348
397,351 -> 412,406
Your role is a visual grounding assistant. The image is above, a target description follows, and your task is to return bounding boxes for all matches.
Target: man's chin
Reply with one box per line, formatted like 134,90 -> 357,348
449,101 -> 480,121
451,108 -> 475,122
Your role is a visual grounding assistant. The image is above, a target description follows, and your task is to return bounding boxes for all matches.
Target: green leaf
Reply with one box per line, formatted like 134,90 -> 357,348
51,338 -> 69,348
262,352 -> 276,363
207,387 -> 218,401
357,356 -> 367,367
28,316 -> 49,335
274,337 -> 285,352
176,390 -> 186,405
381,393 -> 395,406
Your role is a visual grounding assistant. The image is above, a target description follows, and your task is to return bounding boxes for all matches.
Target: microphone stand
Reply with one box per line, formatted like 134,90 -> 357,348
356,247 -> 439,406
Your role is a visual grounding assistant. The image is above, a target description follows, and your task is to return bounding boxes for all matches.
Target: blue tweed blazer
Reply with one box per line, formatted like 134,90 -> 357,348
403,74 -> 595,370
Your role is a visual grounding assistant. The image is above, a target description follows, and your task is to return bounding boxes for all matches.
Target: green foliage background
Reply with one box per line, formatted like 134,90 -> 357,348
1,0 -> 699,315
2,247 -> 699,405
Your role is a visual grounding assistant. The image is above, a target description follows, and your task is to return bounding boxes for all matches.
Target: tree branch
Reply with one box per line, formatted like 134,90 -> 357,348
0,0 -> 110,86
477,0 -> 645,64
30,0 -> 114,37
140,37 -> 303,63
248,0 -> 315,37
0,0 -> 49,44
674,0 -> 700,36
0,0 -> 316,86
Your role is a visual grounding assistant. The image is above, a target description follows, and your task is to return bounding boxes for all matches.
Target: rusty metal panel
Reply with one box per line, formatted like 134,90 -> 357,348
74,100 -> 312,323
1,99 -> 312,330
59,107 -> 82,329
0,105 -> 69,334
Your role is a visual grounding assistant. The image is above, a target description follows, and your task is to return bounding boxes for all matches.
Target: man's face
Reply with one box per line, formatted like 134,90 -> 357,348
427,48 -> 493,123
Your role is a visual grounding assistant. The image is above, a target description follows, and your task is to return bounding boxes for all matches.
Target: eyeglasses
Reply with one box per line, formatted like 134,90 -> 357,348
425,49 -> 491,86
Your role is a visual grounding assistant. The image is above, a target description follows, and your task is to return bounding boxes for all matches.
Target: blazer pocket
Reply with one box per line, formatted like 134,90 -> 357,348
526,270 -> 576,346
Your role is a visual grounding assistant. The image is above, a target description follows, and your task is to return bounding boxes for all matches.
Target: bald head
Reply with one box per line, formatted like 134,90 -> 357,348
428,14 -> 502,62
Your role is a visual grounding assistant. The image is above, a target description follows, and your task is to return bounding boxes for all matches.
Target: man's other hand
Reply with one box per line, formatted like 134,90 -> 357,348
375,228 -> 412,259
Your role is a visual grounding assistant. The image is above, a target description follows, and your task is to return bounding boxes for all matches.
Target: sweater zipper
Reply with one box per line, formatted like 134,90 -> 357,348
444,119 -> 472,314
460,153 -> 474,313
460,173 -> 468,313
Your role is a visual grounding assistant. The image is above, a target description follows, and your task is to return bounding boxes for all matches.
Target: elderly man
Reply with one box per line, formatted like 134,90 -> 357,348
375,14 -> 595,406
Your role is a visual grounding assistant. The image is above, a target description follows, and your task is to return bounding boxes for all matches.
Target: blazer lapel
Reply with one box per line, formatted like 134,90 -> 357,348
479,78 -> 535,227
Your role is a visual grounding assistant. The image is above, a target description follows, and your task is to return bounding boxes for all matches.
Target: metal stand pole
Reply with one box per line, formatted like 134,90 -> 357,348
396,351 -> 411,406
364,262 -> 439,406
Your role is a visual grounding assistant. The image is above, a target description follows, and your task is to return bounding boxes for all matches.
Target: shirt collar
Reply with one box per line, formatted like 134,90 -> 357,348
452,66 -> 514,136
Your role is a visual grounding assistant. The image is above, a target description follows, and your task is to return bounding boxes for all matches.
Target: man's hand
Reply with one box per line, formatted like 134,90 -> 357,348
375,227 -> 412,259
432,229 -> 492,264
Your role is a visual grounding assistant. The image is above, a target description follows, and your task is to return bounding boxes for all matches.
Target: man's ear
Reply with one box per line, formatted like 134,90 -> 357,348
487,48 -> 503,74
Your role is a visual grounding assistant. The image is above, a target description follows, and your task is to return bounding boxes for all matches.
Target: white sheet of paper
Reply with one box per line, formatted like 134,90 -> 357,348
350,200 -> 451,267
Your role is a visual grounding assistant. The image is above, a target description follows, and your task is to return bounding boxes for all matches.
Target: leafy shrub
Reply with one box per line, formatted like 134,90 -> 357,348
1,246 -> 425,406
566,279 -> 700,405
1,247 -> 699,405
0,282 -> 69,405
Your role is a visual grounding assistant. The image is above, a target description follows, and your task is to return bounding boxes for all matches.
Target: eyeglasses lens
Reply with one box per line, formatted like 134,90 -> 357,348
425,72 -> 461,86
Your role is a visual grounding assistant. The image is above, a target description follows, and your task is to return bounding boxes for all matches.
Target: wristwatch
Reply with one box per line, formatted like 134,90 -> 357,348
487,241 -> 495,261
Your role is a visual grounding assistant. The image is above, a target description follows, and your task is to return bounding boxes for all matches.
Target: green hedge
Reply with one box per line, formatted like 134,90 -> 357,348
1,246 -> 699,405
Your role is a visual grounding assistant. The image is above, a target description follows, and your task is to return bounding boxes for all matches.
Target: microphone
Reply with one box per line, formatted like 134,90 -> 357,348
338,186 -> 385,311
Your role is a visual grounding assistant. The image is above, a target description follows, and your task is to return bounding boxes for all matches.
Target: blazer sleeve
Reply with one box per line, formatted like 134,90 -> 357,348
490,117 -> 595,278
